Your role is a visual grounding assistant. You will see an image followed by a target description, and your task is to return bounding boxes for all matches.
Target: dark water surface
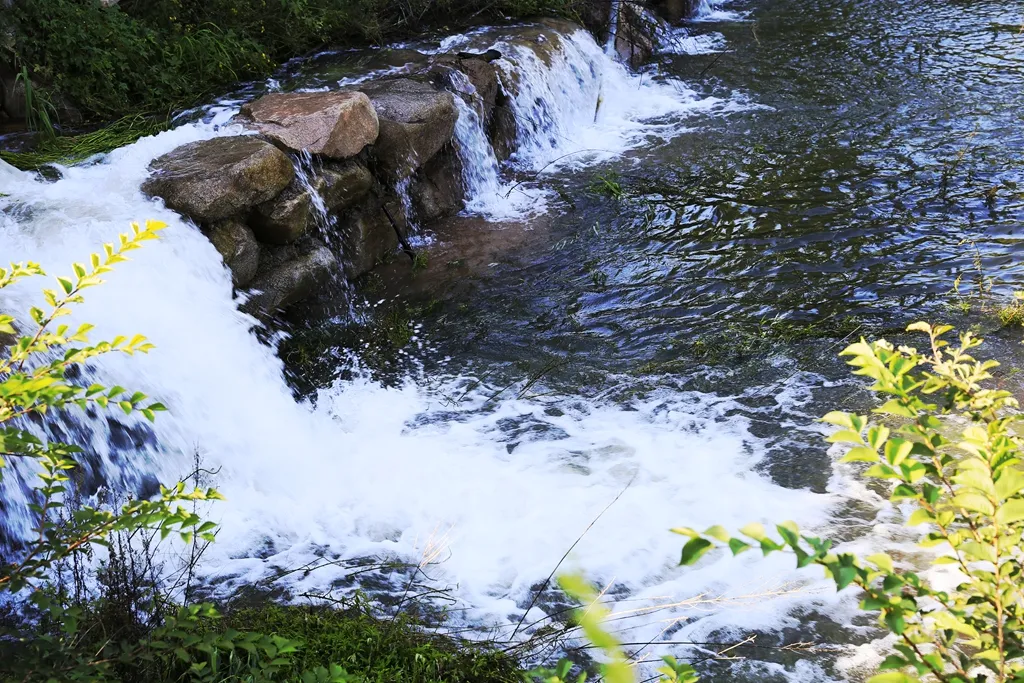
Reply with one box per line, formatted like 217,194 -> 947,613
289,0 -> 1024,479
296,0 -> 1024,366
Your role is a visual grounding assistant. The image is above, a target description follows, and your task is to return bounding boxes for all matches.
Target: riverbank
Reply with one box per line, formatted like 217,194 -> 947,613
0,0 -> 677,168
0,0 -> 675,169
1,585 -> 524,681
0,0 -> 556,120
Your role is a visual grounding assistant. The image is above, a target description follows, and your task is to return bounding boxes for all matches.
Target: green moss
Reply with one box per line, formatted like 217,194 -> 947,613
222,603 -> 521,683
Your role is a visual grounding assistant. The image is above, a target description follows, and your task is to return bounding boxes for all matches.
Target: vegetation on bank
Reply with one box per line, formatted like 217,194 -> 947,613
224,604 -> 519,682
0,0 -> 585,162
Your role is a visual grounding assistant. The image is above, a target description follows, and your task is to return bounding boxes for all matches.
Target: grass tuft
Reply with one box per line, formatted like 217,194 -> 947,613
1,115 -> 170,170
997,293 -> 1024,328
223,602 -> 521,683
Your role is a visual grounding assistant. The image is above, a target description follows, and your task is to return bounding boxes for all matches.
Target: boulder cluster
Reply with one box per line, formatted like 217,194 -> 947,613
142,50 -> 511,316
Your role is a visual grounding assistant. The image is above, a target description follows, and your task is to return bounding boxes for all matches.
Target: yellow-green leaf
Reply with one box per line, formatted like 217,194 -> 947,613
995,499 -> 1024,525
952,492 -> 994,515
840,447 -> 880,463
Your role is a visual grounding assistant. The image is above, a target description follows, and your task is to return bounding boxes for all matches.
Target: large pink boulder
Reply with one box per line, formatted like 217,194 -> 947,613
240,91 -> 380,160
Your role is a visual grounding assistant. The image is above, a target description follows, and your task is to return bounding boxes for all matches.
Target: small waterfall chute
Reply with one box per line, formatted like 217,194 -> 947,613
492,27 -> 721,172
605,0 -> 622,56
442,67 -> 547,220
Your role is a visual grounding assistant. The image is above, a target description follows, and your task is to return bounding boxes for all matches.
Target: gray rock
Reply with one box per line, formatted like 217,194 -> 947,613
318,161 -> 375,213
655,0 -> 699,23
358,79 -> 457,179
489,100 -> 518,162
430,55 -> 499,123
243,238 -> 338,315
251,181 -> 312,245
410,149 -> 464,222
0,64 -> 25,121
614,3 -> 656,67
0,64 -> 82,125
336,196 -> 407,279
240,91 -> 379,160
206,219 -> 260,287
142,136 -> 294,223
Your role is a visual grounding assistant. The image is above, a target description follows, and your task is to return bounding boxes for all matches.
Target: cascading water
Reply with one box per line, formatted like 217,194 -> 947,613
694,0 -> 714,16
444,68 -> 546,220
394,176 -> 426,244
605,0 -> 622,55
492,28 -> 722,172
691,0 -> 748,22
0,23 -> 866,680
294,150 -> 332,233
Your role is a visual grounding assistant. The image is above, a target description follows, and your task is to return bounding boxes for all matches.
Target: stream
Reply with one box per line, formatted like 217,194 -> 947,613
2,0 -> 1024,680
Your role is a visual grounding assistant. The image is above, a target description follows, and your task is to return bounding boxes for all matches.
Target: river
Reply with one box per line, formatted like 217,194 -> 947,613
1,0 -> 1023,680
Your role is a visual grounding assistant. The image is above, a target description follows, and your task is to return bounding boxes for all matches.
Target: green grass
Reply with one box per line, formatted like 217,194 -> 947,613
0,115 -> 169,170
222,603 -> 521,683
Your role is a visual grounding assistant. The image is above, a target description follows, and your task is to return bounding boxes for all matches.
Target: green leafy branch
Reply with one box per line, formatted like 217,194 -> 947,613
674,322 -> 1024,683
0,221 -> 355,682
525,574 -> 697,683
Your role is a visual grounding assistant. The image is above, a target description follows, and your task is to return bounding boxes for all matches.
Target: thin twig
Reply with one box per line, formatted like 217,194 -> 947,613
510,472 -> 638,639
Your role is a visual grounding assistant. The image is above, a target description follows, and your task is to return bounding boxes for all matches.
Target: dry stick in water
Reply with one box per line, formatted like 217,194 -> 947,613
380,200 -> 415,262
509,471 -> 639,639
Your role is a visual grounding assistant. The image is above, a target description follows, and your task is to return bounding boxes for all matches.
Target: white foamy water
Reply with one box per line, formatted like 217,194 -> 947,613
492,28 -> 725,173
658,29 -> 728,55
0,135 -> 870,677
0,23 -> 881,681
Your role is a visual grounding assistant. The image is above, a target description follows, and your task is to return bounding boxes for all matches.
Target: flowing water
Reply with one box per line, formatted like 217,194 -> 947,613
2,1 -> 1024,680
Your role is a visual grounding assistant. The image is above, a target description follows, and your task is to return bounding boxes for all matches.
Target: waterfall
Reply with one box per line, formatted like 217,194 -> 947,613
605,0 -> 622,56
445,68 -> 545,220
0,24 -> 838,672
451,96 -> 507,213
493,28 -> 721,173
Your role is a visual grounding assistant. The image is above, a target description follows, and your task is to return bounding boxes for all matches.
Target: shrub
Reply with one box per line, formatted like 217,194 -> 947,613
6,0 -> 272,122
0,221 -> 352,682
538,322 -> 1024,683
671,322 -> 1024,682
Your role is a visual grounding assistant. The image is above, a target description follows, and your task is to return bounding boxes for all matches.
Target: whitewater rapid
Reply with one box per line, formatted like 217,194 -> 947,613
0,23 -> 885,680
